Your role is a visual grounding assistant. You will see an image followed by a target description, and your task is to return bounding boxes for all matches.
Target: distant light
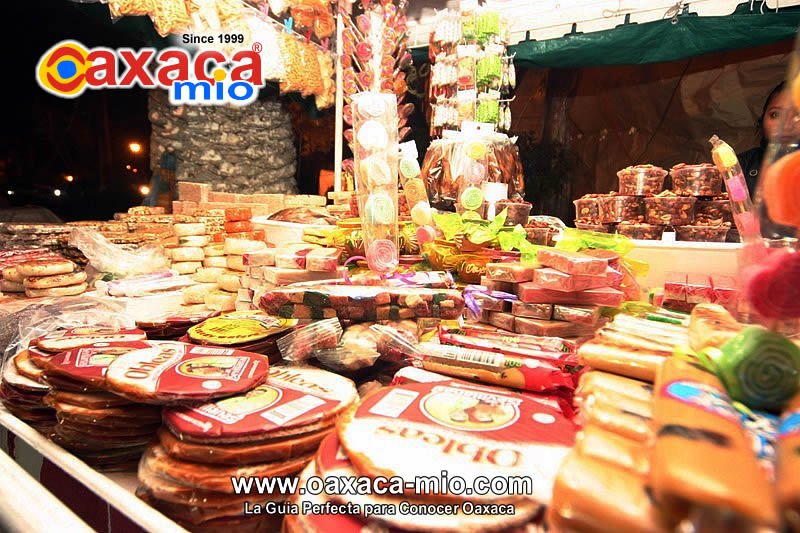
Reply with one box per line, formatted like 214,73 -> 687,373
140,185 -> 151,195
7,190 -> 13,196
126,165 -> 131,170
129,142 -> 142,153
133,168 -> 139,173
54,189 -> 62,197
65,175 -> 74,182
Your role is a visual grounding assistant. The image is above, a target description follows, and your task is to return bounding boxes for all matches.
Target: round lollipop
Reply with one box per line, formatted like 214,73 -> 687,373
366,239 -> 398,274
355,42 -> 373,62
416,225 -> 436,244
343,105 -> 353,126
743,249 -> 800,319
357,14 -> 371,35
358,71 -> 375,90
364,192 -> 395,225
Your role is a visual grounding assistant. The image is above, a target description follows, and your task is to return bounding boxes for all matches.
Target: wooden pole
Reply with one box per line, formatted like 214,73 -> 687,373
334,12 -> 344,192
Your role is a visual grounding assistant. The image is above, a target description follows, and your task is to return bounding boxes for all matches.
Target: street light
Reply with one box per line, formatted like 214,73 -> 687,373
129,142 -> 142,153
65,175 -> 74,182
140,185 -> 151,196
54,189 -> 62,197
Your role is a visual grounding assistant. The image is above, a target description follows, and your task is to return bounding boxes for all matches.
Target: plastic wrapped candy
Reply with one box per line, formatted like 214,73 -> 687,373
352,92 -> 400,275
276,318 -> 343,362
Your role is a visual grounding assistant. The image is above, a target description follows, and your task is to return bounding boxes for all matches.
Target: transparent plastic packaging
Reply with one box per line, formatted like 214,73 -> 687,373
532,268 -> 609,292
670,164 -> 723,196
69,228 -> 168,277
676,225 -> 731,242
598,195 -> 644,224
696,197 -> 733,226
352,92 -> 400,275
496,200 -> 532,226
616,223 -> 665,241
575,222 -> 614,233
574,197 -> 601,224
617,165 -> 667,195
276,318 -> 343,362
644,195 -> 696,225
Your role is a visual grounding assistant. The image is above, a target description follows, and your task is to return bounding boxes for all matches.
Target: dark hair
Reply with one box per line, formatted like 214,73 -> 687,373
759,81 -> 787,128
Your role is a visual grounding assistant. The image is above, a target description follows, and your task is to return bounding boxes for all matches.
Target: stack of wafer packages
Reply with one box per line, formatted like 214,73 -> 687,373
138,366 -> 357,532
241,242 -> 345,295
0,223 -> 87,265
1,255 -> 87,298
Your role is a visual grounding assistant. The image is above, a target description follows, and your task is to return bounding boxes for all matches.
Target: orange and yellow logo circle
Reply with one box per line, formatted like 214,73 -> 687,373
421,390 -> 519,432
36,41 -> 91,97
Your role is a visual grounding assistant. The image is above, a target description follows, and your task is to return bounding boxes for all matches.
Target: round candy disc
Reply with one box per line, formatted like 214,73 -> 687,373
356,120 -> 388,151
410,202 -> 432,226
360,157 -> 392,187
399,158 -> 420,180
460,186 -> 484,211
188,311 -> 298,346
364,192 -> 395,225
416,225 -> 436,244
403,177 -> 428,205
466,141 -> 488,160
357,94 -> 386,118
366,239 -> 398,274
338,381 -> 576,503
105,342 -> 270,405
164,366 -> 357,443
469,161 -> 487,182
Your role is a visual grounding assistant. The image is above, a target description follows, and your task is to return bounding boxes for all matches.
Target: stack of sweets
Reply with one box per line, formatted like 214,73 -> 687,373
38,341 -> 164,471
243,243 -> 344,290
658,271 -> 738,313
141,366 -> 357,531
184,310 -> 299,361
0,223 -> 87,264
2,257 -> 88,298
1,248 -> 63,294
1,349 -> 55,433
170,222 -> 207,275
480,249 -> 617,338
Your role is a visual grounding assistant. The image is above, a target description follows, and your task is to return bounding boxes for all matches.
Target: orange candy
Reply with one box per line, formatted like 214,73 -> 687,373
763,149 -> 800,228
224,208 -> 252,222
224,220 -> 254,233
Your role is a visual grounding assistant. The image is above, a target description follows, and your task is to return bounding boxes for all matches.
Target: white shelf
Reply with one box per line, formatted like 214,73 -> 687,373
0,406 -> 188,533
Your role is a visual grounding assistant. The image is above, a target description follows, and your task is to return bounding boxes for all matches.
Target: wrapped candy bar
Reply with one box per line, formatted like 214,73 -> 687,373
517,284 -> 624,307
537,248 -> 608,275
710,274 -> 737,308
553,305 -> 602,326
663,272 -> 687,301
471,291 -> 512,312
262,266 -> 344,286
685,273 -> 712,304
479,276 -> 517,294
242,249 -> 276,267
511,301 -> 553,320
514,317 -> 596,338
274,244 -> 321,270
449,325 -> 576,354
578,337 -> 668,382
438,327 -> 578,367
651,356 -> 779,528
532,268 -> 609,292
352,92 -> 400,275
486,262 -> 535,282
305,248 -> 341,272
488,312 -> 515,331
276,318 -> 343,362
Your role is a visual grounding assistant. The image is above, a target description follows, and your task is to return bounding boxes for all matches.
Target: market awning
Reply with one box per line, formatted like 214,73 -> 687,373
411,4 -> 800,68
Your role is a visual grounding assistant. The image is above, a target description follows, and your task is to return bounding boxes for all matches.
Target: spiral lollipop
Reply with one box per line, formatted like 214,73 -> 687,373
716,327 -> 800,411
743,249 -> 800,319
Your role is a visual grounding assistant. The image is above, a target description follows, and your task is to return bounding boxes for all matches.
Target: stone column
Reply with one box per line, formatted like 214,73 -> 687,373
148,90 -> 298,194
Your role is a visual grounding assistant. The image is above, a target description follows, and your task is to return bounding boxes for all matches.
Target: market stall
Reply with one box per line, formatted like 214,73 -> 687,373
2,0 -> 800,532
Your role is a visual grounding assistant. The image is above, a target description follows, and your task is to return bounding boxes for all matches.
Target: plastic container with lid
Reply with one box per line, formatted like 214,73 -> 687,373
525,226 -> 556,246
644,195 -> 696,226
617,165 -> 667,195
496,199 -> 532,226
616,223 -> 665,240
573,197 -> 601,224
695,198 -> 733,226
598,195 -> 644,224
575,221 -> 614,233
670,164 -> 723,196
676,224 -> 730,242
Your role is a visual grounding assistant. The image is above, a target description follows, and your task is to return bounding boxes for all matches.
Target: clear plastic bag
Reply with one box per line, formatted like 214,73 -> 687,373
69,227 -> 169,278
276,318 -> 343,362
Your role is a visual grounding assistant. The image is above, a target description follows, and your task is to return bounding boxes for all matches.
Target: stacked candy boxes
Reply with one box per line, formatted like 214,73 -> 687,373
475,248 -> 625,338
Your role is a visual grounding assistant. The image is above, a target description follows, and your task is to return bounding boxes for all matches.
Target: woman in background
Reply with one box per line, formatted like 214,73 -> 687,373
737,81 -> 799,194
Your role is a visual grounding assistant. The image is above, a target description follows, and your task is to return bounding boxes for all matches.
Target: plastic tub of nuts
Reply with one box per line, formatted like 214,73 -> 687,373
616,223 -> 665,240
575,221 -> 615,233
676,224 -> 731,242
695,196 -> 733,225
573,196 -> 601,224
598,195 -> 644,224
617,165 -> 667,195
496,200 -> 532,226
670,164 -> 723,196
645,192 -> 696,225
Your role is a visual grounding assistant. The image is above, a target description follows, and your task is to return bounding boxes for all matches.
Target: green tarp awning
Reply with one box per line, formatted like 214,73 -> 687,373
412,4 -> 800,68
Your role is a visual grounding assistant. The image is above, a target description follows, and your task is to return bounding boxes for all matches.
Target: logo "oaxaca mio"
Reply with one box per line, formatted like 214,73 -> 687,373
36,40 -> 264,105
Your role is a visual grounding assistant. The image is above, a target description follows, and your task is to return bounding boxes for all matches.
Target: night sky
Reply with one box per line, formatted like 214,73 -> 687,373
4,0 -> 153,221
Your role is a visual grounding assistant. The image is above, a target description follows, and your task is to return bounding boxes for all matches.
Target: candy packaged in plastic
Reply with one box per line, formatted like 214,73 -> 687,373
275,318 -> 343,363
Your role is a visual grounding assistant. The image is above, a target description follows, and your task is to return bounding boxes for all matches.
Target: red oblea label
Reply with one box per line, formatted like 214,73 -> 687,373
339,381 -> 577,504
104,342 -> 269,404
40,341 -> 156,386
164,366 -> 357,439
